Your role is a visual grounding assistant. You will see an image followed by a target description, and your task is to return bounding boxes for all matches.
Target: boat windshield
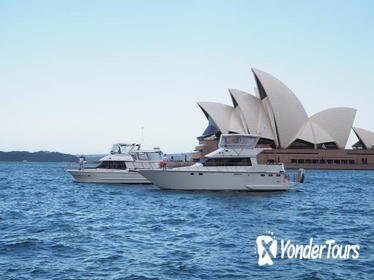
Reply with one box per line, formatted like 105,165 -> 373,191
136,151 -> 163,161
110,144 -> 140,155
219,135 -> 259,149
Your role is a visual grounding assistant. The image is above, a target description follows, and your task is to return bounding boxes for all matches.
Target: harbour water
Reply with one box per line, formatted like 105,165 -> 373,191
0,162 -> 373,279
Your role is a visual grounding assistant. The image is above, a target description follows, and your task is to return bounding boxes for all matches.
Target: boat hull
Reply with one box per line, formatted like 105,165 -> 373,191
65,168 -> 150,184
139,169 -> 297,191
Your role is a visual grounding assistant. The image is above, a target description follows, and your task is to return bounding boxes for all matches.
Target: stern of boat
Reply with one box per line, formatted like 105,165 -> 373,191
285,168 -> 305,186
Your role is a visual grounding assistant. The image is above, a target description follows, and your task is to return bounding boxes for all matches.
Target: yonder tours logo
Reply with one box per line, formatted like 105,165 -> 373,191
256,233 -> 360,266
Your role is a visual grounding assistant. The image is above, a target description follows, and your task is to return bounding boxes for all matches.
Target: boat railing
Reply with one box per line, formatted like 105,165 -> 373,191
81,167 -> 97,169
286,169 -> 305,183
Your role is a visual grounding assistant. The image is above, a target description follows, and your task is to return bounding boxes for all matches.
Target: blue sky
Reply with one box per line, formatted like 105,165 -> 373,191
1,0 -> 373,154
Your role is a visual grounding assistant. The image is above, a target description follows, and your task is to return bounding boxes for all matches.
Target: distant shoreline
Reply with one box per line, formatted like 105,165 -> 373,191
0,151 -> 78,163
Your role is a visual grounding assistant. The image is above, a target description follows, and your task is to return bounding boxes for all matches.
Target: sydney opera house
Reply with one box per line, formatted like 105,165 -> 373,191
193,68 -> 374,169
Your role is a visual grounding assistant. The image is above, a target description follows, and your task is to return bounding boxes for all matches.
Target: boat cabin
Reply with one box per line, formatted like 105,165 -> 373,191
200,134 -> 263,167
98,148 -> 163,170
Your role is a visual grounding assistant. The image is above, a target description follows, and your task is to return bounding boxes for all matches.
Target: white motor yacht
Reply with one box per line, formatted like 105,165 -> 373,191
139,134 -> 304,191
65,143 -> 163,184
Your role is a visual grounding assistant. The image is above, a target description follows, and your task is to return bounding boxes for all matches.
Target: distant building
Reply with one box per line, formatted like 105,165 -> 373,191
193,68 -> 374,169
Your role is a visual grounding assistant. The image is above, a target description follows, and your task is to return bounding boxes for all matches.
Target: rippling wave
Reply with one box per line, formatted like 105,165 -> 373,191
0,162 -> 373,279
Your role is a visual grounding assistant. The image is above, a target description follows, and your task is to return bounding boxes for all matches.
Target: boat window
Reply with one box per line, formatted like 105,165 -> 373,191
137,152 -> 149,160
148,152 -> 163,161
111,144 -> 121,154
111,144 -> 139,155
219,135 -> 258,149
98,161 -> 127,169
203,157 -> 252,166
120,145 -> 136,154
199,157 -> 209,164
135,151 -> 163,161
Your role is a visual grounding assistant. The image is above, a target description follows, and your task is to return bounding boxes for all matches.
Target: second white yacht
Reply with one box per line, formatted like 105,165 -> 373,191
139,134 -> 304,191
65,143 -> 163,184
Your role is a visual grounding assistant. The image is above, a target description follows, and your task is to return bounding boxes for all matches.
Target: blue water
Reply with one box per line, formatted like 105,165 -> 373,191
0,162 -> 373,280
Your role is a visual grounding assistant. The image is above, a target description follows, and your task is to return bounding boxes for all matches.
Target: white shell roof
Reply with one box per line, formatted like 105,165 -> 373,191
198,102 -> 245,134
310,107 -> 357,149
295,119 -> 335,145
353,127 -> 374,149
251,68 -> 308,148
229,88 -> 275,140
197,68 -> 359,149
229,106 -> 247,134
